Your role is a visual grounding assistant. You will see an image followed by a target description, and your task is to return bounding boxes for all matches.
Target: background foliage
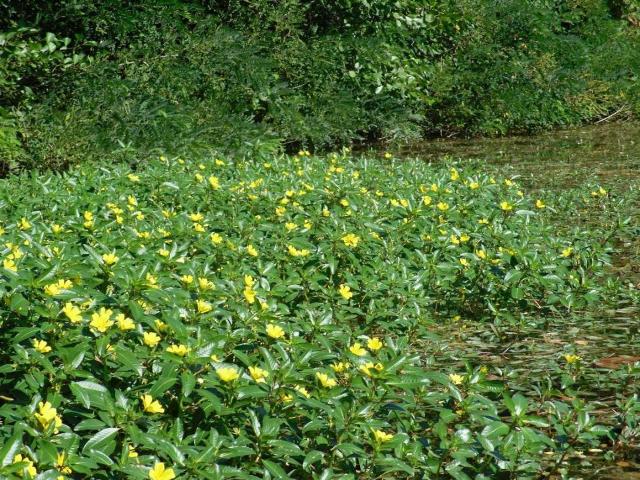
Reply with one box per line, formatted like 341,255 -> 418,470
1,0 -> 639,170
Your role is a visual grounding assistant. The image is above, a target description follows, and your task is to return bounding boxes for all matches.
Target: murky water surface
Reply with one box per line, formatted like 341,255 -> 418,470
399,122 -> 640,189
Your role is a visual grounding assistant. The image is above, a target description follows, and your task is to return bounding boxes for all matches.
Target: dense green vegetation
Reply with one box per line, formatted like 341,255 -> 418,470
1,0 -> 640,171
0,152 -> 638,479
1,2 -> 639,478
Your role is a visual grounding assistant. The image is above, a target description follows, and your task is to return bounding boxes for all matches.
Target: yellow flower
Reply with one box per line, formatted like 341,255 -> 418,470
340,198 -> 350,207
141,394 -> 164,414
367,337 -> 383,351
127,445 -> 139,458
266,323 -> 285,339
189,212 -> 204,222
35,401 -> 63,431
341,233 -> 360,247
208,176 -> 220,189
210,232 -> 223,245
145,273 -> 158,289
564,353 -> 581,364
41,279 -> 68,297
181,274 -> 194,285
102,252 -> 119,266
13,454 -> 37,478
196,299 -> 213,314
475,249 -> 487,260
422,195 -> 432,206
193,223 -> 205,233
330,362 -> 350,373
51,223 -> 64,234
478,218 -> 490,225
373,429 -> 394,443
561,246 -> 573,258
338,284 -> 353,300
436,202 -> 449,211
243,286 -> 256,304
276,206 -> 286,217
155,319 -> 168,332
535,199 -> 546,209
246,244 -> 258,257
149,462 -> 175,480
450,168 -> 460,181
384,152 -> 392,159
198,277 -> 214,291
294,385 -> 310,398
349,342 -> 367,356
116,314 -> 135,331
449,373 -> 464,385
143,331 -> 161,347
280,392 -> 294,403
90,308 -> 114,333
469,182 -> 480,190
55,452 -> 71,474
44,283 -> 62,296
216,366 -> 240,383
249,366 -> 269,383
127,173 -> 140,182
19,217 -> 32,231
166,344 -> 190,356
316,372 -> 337,388
285,222 -> 297,232
3,258 -> 17,272
287,245 -> 310,257
459,258 -> 469,267
359,361 -> 384,376
500,201 -> 513,212
158,248 -> 170,258
33,339 -> 51,353
62,302 -> 83,323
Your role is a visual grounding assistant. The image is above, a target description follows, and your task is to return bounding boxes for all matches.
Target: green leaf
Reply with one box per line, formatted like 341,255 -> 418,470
0,432 -> 22,466
481,421 -> 509,438
262,459 -> 290,479
302,450 -> 323,471
82,427 -> 119,454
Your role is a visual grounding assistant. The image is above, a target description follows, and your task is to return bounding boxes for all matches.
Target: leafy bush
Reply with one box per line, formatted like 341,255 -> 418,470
0,152 -> 631,478
2,1 -> 638,171
0,25 -> 84,171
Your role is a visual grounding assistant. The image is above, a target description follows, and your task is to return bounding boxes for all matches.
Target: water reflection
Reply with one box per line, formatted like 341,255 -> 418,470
398,122 -> 640,189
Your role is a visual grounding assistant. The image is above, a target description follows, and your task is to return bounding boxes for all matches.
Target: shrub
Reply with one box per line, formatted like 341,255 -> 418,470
2,1 -> 638,171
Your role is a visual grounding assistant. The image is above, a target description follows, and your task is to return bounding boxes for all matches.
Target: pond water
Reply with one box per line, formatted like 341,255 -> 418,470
401,122 -> 640,479
398,121 -> 640,189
